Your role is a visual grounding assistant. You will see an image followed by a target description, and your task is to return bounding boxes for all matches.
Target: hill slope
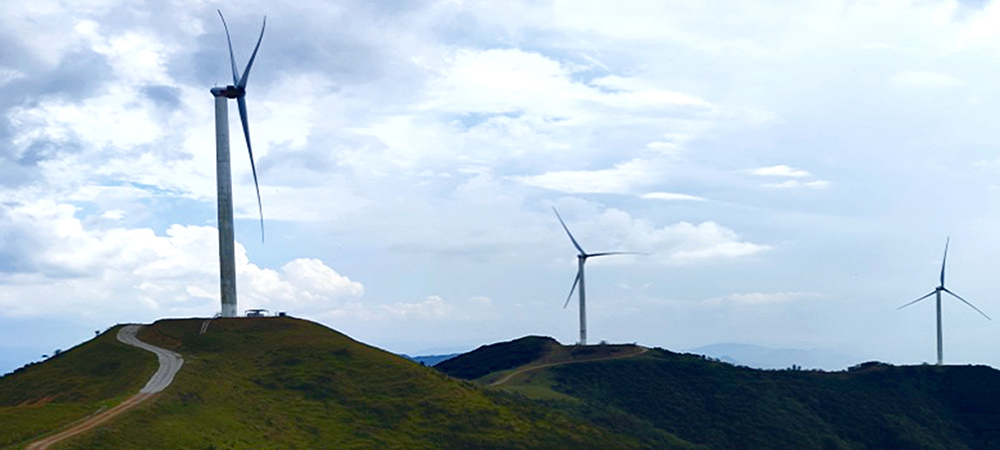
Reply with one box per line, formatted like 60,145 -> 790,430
434,336 -> 562,380
441,339 -> 1000,450
7,318 -> 690,449
0,325 -> 157,448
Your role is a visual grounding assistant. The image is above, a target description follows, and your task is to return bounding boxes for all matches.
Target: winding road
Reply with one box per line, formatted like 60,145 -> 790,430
489,346 -> 648,387
25,325 -> 183,450
116,325 -> 184,394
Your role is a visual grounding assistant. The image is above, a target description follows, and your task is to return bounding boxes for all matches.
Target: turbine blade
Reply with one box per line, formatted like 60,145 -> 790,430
943,288 -> 992,320
587,251 -> 646,258
940,236 -> 949,287
897,290 -> 936,310
217,10 -> 240,86
563,270 -> 581,309
237,96 -> 265,242
552,207 -> 585,255
237,16 -> 266,89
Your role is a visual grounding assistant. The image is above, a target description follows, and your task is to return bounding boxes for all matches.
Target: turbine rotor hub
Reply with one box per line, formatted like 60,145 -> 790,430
210,85 -> 245,99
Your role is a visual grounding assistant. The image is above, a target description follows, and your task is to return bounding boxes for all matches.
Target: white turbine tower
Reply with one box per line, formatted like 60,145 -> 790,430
553,207 -> 642,346
897,237 -> 991,365
212,11 -> 265,318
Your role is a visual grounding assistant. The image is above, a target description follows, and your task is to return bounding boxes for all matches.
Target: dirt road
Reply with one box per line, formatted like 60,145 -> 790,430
25,325 -> 183,450
115,325 -> 183,394
489,346 -> 648,387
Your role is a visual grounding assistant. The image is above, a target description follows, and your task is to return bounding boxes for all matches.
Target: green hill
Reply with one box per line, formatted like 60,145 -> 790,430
0,325 -> 157,448
13,323 -> 997,450
1,318 -> 689,449
434,336 -> 561,380
440,339 -> 1000,450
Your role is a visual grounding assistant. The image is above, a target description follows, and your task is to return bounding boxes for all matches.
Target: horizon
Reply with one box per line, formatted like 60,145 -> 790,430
4,0 -> 1000,374
0,316 -> 974,375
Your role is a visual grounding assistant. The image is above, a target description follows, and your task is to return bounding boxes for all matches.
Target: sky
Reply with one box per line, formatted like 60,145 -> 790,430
4,0 -> 1000,374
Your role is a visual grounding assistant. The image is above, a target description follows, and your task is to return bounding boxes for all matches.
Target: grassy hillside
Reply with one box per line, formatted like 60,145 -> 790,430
32,318 -> 687,450
18,323 -> 996,450
0,325 -> 157,448
442,338 -> 1000,450
437,336 -> 644,386
434,336 -> 561,380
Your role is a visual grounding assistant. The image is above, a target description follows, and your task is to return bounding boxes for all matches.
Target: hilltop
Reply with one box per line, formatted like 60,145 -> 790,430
439,338 -> 1000,450
1,318 -> 683,450
434,336 -> 564,380
10,323 -> 1000,450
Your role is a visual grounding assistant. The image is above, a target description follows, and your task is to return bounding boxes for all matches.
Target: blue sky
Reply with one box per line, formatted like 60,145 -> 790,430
4,0 -> 1000,373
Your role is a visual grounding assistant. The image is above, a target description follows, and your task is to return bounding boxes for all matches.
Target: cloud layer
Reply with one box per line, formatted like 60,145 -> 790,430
4,0 -> 1000,371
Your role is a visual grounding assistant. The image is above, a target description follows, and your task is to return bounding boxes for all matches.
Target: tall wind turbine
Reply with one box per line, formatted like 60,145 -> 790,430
553,207 -> 641,346
211,11 -> 265,318
897,237 -> 991,365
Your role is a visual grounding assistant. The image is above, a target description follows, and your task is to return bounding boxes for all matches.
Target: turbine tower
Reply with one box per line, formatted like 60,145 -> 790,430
553,207 -> 641,346
211,11 -> 265,317
897,237 -> 991,365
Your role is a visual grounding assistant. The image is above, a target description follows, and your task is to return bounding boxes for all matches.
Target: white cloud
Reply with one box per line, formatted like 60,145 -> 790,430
372,295 -> 495,321
748,165 -> 828,190
379,295 -> 450,319
890,71 -> 967,88
0,198 -> 363,318
344,47 -> 719,178
762,180 -> 830,190
641,192 -> 707,201
860,42 -> 911,51
12,0 -> 1000,369
513,158 -> 662,194
421,48 -> 712,118
283,259 -> 364,298
555,204 -> 770,264
83,23 -> 177,85
974,158 -> 1000,172
706,292 -> 822,305
8,81 -> 218,202
238,258 -> 365,314
0,68 -> 26,86
589,75 -> 711,107
750,165 -> 812,178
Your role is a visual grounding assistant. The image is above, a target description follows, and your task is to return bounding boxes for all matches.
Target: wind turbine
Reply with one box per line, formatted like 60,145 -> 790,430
553,207 -> 642,346
897,237 -> 991,365
211,11 -> 265,318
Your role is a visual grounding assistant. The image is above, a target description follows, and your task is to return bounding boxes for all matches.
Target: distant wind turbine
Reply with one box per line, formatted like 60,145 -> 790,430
897,237 -> 991,365
211,11 -> 266,318
553,207 -> 642,346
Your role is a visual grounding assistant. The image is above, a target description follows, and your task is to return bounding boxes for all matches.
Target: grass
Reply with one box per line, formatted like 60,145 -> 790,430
0,325 -> 157,449
437,337 -> 1000,450
545,349 -> 1000,450
491,369 -> 578,401
27,318 -> 675,449
435,335 -> 561,381
28,319 -> 995,449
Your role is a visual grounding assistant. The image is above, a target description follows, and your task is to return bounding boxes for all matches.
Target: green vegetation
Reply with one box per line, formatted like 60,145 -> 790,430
555,351 -> 974,449
444,338 -> 1000,450
437,336 -> 644,386
21,318 -> 676,449
435,336 -> 560,380
13,321 -> 1000,450
0,325 -> 157,448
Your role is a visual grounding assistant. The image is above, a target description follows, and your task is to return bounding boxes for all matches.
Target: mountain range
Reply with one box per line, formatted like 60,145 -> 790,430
4,318 -> 1000,449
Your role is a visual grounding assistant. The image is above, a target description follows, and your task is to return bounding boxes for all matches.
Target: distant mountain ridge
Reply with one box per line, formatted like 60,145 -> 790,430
400,353 -> 461,367
688,342 -> 863,370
